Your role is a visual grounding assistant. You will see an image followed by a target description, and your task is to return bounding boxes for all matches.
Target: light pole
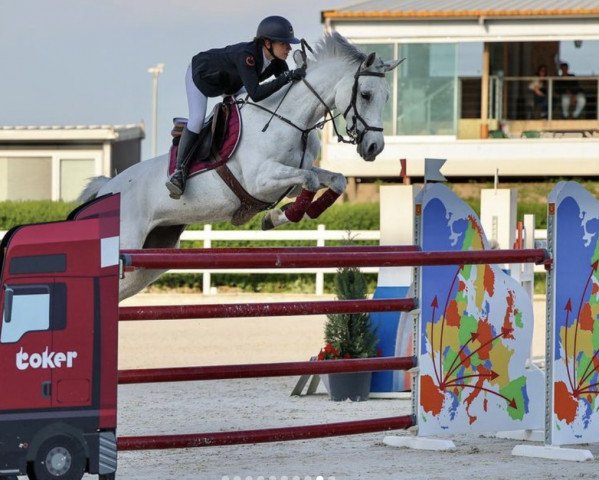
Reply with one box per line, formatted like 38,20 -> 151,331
148,63 -> 165,157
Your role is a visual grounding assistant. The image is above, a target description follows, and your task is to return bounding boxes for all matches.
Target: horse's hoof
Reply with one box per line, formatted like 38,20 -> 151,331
261,213 -> 275,230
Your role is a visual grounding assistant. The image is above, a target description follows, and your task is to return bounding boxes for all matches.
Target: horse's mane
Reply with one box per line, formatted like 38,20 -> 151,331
310,32 -> 366,67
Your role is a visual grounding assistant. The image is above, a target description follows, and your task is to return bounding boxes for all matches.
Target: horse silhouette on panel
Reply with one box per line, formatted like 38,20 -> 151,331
79,32 -> 401,300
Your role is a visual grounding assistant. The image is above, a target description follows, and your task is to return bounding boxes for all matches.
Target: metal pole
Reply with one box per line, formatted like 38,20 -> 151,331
118,415 -> 416,450
147,63 -> 164,157
119,297 -> 417,321
121,248 -> 549,271
118,355 -> 417,383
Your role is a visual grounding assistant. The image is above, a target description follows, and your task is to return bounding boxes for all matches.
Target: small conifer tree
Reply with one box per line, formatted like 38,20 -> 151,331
321,266 -> 378,359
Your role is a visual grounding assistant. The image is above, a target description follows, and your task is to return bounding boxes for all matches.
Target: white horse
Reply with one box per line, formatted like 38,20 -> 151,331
79,32 -> 401,300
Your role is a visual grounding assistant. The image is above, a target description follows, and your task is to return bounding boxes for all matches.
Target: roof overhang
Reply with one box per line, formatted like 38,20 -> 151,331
0,124 -> 145,143
322,9 -> 599,21
323,11 -> 599,42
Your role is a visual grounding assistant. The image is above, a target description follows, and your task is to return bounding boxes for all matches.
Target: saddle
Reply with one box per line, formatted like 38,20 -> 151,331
168,97 -> 242,179
168,97 -> 273,225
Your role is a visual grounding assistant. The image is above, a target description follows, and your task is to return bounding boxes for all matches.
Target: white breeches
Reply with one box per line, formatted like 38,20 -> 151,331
561,93 -> 586,119
185,64 -> 208,134
185,64 -> 248,134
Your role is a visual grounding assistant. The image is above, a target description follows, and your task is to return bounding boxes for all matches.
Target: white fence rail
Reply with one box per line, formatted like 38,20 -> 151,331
180,225 -> 380,295
0,224 -> 549,295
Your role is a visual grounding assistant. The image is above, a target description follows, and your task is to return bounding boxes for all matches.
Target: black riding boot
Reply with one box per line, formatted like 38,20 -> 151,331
166,127 -> 199,199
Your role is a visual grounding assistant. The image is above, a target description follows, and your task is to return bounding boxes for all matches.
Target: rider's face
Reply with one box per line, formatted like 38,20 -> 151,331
265,40 -> 291,61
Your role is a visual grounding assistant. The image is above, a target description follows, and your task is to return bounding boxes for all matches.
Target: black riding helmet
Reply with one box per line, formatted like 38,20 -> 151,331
256,16 -> 300,44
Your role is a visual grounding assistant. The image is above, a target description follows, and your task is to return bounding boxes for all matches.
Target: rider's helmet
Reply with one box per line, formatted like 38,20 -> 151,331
256,16 -> 300,44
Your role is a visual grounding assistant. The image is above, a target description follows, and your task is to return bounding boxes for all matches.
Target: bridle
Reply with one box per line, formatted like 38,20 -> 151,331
300,62 -> 385,146
341,68 -> 386,144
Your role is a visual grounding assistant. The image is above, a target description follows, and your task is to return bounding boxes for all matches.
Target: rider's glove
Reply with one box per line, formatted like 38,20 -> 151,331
285,67 -> 306,83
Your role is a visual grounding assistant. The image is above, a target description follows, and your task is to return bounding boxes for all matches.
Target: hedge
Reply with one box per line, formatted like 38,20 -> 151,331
0,198 -> 547,293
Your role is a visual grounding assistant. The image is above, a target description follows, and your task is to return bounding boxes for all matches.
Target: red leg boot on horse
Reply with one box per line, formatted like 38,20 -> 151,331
165,127 -> 199,199
306,188 -> 342,219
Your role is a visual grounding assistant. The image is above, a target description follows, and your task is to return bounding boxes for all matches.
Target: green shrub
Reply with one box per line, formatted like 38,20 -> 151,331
0,201 -> 77,229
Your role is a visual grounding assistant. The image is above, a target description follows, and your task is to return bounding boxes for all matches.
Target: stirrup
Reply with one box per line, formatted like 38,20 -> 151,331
165,173 -> 185,199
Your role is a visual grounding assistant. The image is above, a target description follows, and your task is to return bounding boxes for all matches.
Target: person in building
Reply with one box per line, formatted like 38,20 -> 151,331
557,62 -> 586,119
528,64 -> 548,119
165,16 -> 306,199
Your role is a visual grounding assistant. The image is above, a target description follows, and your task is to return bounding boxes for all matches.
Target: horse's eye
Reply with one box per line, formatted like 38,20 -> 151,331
361,91 -> 372,101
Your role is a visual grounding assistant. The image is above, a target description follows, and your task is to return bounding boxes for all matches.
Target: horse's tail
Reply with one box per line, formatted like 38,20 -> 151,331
78,176 -> 111,204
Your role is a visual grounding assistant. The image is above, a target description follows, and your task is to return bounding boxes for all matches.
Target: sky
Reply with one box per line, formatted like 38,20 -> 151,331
0,0 -> 350,157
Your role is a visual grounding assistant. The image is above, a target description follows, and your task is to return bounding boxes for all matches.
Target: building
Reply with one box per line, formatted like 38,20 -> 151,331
0,124 -> 144,201
320,0 -> 599,183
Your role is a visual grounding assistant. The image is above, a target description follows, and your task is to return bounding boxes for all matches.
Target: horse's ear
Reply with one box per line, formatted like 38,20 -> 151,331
363,52 -> 376,68
382,57 -> 405,72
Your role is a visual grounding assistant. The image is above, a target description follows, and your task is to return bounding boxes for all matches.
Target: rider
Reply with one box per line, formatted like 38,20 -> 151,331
166,15 -> 306,199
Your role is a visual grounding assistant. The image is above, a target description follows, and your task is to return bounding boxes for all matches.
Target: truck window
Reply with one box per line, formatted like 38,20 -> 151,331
1,283 -> 67,343
9,254 -> 66,274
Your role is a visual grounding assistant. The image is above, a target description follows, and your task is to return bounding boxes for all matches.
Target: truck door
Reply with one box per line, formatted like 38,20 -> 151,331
50,277 -> 94,408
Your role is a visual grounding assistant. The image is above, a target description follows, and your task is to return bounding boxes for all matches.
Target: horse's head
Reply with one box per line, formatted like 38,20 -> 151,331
336,52 -> 402,161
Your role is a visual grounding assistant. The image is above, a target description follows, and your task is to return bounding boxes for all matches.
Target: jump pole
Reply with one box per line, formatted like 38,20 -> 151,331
119,297 -> 416,320
121,248 -> 549,270
118,355 -> 417,383
118,414 -> 416,450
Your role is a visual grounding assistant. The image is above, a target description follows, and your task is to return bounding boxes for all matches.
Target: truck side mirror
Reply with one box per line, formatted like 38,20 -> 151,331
4,287 -> 14,324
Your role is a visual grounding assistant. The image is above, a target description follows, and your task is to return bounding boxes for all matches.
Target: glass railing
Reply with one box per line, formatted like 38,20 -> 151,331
488,75 -> 599,121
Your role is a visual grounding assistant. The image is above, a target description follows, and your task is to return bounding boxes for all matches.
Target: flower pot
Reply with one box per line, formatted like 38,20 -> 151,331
327,371 -> 372,402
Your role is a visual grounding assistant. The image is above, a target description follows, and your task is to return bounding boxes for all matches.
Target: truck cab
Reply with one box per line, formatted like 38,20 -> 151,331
0,194 -> 120,480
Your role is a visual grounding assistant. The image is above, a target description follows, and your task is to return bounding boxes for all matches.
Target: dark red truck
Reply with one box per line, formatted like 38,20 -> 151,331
0,194 -> 120,480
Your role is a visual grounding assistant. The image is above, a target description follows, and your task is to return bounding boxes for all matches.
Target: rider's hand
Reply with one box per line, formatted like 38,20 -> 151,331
286,67 -> 306,82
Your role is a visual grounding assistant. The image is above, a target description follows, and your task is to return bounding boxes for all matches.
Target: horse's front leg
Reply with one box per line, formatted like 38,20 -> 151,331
304,167 -> 347,220
258,163 -> 320,230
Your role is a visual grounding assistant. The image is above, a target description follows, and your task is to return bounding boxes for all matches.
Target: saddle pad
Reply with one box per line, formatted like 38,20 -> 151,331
167,101 -> 242,178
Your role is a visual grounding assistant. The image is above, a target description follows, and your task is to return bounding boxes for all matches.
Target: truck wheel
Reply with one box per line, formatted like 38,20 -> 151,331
27,435 -> 86,480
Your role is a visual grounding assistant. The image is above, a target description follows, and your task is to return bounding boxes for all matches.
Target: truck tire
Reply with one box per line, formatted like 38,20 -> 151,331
26,435 -> 86,480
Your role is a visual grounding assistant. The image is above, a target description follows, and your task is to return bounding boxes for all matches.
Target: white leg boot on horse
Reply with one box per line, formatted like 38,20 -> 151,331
165,127 -> 199,199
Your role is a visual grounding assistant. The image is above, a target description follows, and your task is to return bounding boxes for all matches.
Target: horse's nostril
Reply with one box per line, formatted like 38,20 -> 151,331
368,143 -> 377,154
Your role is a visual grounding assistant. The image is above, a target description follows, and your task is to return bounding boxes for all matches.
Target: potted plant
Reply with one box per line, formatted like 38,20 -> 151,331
318,266 -> 378,401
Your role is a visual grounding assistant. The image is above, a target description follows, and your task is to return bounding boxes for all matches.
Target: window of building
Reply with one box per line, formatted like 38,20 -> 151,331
0,157 -> 52,201
397,43 -> 457,136
60,158 -> 95,201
